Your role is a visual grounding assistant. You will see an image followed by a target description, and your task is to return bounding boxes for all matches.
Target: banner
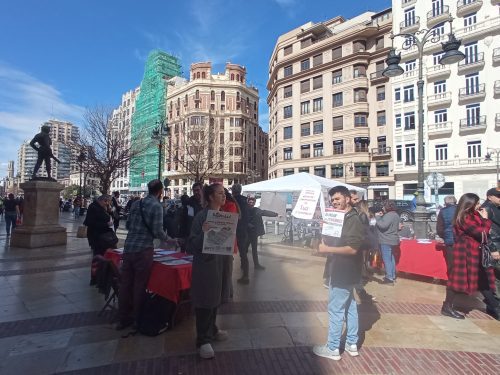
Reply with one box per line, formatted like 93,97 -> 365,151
202,210 -> 238,255
291,188 -> 320,220
321,209 -> 345,238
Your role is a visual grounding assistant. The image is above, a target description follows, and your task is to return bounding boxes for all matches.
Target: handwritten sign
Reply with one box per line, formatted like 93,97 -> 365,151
291,188 -> 320,220
321,209 -> 345,238
202,210 -> 238,255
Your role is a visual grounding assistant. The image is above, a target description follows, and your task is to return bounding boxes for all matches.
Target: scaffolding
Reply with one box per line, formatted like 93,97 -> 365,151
129,50 -> 181,191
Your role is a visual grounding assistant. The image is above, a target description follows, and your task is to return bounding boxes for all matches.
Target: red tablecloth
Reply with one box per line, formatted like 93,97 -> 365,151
397,239 -> 448,280
105,250 -> 192,303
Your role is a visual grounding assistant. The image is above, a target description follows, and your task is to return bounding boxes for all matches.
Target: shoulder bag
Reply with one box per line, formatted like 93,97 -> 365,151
480,231 -> 497,268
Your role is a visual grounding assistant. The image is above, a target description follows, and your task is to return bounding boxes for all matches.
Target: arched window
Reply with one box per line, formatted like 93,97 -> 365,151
246,97 -> 250,106
202,72 -> 206,79
221,91 -> 225,101
254,101 -> 257,110
210,90 -> 215,101
177,98 -> 180,106
236,74 -> 240,81
196,72 -> 200,79
195,90 -> 200,99
230,73 -> 234,80
236,92 -> 240,101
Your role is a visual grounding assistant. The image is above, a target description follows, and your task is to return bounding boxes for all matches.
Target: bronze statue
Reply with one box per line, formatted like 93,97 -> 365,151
29,125 -> 60,180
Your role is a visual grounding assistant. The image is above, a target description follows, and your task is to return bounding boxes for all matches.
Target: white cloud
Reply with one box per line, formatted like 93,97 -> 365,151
0,62 -> 85,178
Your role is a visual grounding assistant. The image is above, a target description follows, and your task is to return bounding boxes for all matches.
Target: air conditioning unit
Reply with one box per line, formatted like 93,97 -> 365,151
360,176 -> 370,183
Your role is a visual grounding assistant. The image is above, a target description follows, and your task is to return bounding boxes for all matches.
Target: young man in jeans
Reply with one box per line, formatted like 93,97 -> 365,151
313,186 -> 364,361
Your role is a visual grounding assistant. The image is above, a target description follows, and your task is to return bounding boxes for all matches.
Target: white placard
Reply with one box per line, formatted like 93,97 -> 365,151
321,209 -> 345,238
260,192 -> 287,218
202,210 -> 238,255
291,188 -> 321,219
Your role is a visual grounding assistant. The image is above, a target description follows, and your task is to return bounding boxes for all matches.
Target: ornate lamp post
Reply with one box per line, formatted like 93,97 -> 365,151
485,148 -> 500,188
382,18 -> 465,238
151,119 -> 170,180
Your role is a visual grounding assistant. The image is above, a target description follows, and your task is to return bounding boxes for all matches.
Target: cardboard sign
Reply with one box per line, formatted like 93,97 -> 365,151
291,188 -> 321,220
321,209 -> 345,238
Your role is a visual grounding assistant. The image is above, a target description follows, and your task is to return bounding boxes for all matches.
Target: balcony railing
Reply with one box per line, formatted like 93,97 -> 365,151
401,0 -> 416,7
428,121 -> 453,137
355,145 -> 370,153
456,0 -> 483,17
427,5 -> 450,25
370,70 -> 386,81
496,113 -> 500,130
458,84 -> 486,101
459,116 -> 487,132
458,52 -> 484,72
494,48 -> 500,64
495,80 -> 500,95
427,92 -> 452,108
455,15 -> 500,39
400,16 -> 420,32
371,147 -> 391,157
426,64 -> 450,79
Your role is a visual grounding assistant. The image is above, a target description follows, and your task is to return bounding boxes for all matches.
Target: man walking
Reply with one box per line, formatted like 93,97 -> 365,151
232,184 -> 250,284
482,188 -> 500,296
4,194 -> 19,236
117,179 -> 170,330
111,191 -> 121,231
73,195 -> 82,220
313,186 -> 364,361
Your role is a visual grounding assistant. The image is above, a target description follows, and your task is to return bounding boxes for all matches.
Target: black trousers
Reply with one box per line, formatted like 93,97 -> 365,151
246,233 -> 260,266
195,307 -> 218,347
237,233 -> 249,276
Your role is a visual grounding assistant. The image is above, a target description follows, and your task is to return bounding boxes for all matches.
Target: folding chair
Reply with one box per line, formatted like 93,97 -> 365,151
93,255 -> 121,317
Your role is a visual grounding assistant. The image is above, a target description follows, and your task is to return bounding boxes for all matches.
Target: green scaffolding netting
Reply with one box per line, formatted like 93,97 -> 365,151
130,50 -> 181,191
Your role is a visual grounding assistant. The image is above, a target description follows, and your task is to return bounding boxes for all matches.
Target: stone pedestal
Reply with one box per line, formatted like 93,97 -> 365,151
11,180 -> 67,248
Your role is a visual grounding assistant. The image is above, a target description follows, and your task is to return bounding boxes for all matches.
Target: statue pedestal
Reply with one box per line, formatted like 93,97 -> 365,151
11,180 -> 67,248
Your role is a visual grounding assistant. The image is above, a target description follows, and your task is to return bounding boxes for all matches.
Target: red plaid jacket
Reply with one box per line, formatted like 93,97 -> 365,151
448,212 -> 495,294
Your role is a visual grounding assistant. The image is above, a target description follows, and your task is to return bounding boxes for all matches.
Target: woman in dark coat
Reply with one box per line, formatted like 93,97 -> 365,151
442,193 -> 499,320
375,200 -> 400,284
84,195 -> 116,256
187,183 -> 232,359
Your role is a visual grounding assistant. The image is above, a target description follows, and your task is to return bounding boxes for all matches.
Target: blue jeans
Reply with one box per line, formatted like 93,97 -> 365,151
74,207 -> 80,219
5,213 -> 17,234
380,244 -> 396,281
327,285 -> 358,350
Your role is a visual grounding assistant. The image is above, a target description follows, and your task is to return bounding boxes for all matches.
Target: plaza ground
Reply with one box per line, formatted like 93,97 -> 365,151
0,213 -> 498,374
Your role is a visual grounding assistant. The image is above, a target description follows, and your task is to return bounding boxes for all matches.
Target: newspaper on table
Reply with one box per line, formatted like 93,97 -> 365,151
202,210 -> 238,255
321,209 -> 346,238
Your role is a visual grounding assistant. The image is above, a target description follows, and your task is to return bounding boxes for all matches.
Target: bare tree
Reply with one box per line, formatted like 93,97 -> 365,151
74,105 -> 150,194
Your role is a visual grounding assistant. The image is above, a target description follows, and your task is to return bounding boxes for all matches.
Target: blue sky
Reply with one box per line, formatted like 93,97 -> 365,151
0,0 -> 390,178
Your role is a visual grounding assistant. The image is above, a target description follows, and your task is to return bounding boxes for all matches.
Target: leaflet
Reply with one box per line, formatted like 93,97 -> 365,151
202,210 -> 238,255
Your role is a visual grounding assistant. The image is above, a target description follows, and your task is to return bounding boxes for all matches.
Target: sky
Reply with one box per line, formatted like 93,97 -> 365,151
0,0 -> 391,178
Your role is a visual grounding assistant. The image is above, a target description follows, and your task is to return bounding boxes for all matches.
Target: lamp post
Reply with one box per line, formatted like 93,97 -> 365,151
382,18 -> 465,239
485,148 -> 500,188
151,119 -> 170,181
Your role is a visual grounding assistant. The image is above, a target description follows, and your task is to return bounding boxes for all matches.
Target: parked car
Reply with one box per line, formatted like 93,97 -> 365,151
368,200 -> 436,222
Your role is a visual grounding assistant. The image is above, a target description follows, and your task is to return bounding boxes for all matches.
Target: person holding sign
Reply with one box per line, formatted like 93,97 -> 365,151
187,184 -> 234,359
313,186 -> 364,361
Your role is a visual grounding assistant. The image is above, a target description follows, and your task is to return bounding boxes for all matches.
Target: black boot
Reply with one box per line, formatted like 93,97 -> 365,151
486,306 -> 500,320
254,264 -> 266,270
441,302 -> 465,319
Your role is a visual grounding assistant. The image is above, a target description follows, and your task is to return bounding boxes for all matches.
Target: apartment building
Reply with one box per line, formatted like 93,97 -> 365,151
166,62 -> 268,197
267,9 -> 394,200
110,87 -> 140,194
391,0 -> 500,202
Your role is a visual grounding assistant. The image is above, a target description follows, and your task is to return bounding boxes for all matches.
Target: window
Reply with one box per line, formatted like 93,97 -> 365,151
353,40 -> 366,53
405,143 -> 416,165
300,101 -> 310,115
435,144 -> 448,161
301,145 -> 311,158
300,58 -> 310,71
284,105 -> 293,119
332,116 -> 343,131
284,85 -> 292,98
331,165 -> 344,178
433,51 -> 445,65
434,109 -> 447,123
394,88 -> 401,102
464,42 -> 478,64
284,65 -> 293,77
377,111 -> 386,126
313,98 -> 323,112
332,46 -> 342,60
376,37 -> 384,50
354,137 -> 369,152
376,86 -> 385,101
403,85 -> 414,102
466,104 -> 481,125
312,75 -> 323,90
283,168 -> 294,176
298,167 -> 309,174
313,143 -> 324,157
332,69 -> 342,84
431,0 -> 444,16
432,22 -> 445,38
301,123 -> 310,136
376,163 -> 389,177
395,114 -> 402,128
283,126 -> 293,139
465,73 -> 479,94
464,13 -> 477,29
284,44 -> 293,56
354,164 -> 370,177
333,140 -> 344,154
434,80 -> 446,94
353,65 -> 366,78
405,60 -> 416,71
283,147 -> 293,160
221,91 -> 225,101
396,145 -> 402,162
404,112 -> 415,130
313,120 -> 323,134
404,7 -> 416,27
467,140 -> 481,158
332,92 -> 343,107
313,53 -> 323,67
300,79 -> 310,93
314,166 -> 326,178
354,113 -> 368,127
354,88 -> 367,103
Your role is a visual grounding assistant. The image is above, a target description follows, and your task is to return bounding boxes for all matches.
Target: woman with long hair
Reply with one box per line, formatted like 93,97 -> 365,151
375,200 -> 400,285
187,183 -> 233,359
442,193 -> 499,320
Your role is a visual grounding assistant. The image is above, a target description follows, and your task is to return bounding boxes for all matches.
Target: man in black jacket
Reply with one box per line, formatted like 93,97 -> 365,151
246,197 -> 279,271
232,184 -> 250,284
482,187 -> 500,294
111,191 -> 121,231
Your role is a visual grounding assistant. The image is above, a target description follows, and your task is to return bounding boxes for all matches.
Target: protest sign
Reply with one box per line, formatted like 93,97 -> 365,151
291,188 -> 321,220
202,210 -> 238,255
321,209 -> 345,238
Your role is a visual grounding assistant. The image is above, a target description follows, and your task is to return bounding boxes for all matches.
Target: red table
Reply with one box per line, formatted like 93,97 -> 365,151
105,249 -> 192,303
397,239 -> 448,280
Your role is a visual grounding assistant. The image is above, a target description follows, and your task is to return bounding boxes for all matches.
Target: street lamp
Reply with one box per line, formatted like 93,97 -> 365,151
485,148 -> 500,188
151,119 -> 170,180
382,18 -> 465,239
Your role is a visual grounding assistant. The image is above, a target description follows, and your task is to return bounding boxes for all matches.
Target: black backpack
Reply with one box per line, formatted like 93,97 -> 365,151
137,293 -> 175,336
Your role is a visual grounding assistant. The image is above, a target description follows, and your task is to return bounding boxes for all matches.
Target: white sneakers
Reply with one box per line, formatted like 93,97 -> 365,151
313,344 -> 359,360
199,343 -> 215,359
344,344 -> 359,357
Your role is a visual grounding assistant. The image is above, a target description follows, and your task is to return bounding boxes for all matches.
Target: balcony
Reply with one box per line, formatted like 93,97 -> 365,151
426,64 -> 451,80
428,121 -> 453,138
427,6 -> 450,26
370,70 -> 387,83
427,92 -> 452,109
496,113 -> 500,131
494,48 -> 500,65
371,147 -> 391,159
495,81 -> 500,96
458,84 -> 486,103
456,0 -> 483,17
401,0 -> 416,7
400,17 -> 420,33
457,53 -> 484,74
459,116 -> 487,134
455,16 -> 500,41
354,145 -> 370,153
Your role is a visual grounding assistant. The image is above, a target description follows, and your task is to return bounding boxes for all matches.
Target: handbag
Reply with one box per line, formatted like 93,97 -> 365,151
98,230 -> 119,249
480,231 -> 497,268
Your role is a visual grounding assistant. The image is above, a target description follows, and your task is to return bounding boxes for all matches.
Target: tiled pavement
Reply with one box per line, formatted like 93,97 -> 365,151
0,212 -> 499,374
